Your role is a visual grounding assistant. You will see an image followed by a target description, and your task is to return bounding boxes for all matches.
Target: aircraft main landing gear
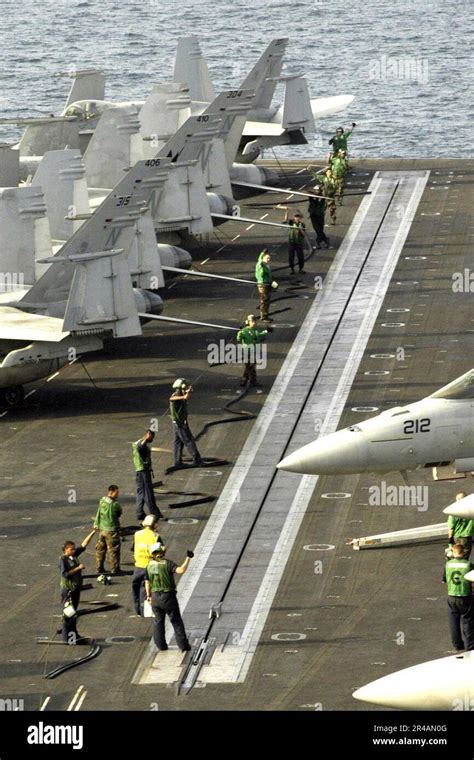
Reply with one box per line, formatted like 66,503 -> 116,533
1,385 -> 25,408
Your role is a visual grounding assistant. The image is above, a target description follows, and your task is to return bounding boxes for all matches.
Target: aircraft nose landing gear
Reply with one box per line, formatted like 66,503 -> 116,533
2,385 -> 25,408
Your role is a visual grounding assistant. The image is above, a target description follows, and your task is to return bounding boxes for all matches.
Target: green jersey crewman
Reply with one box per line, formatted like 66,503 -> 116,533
284,209 -> 306,274
331,149 -> 349,205
59,527 -> 97,644
447,490 -> 474,559
145,542 -> 193,652
236,314 -> 268,387
308,186 -> 330,249
442,544 -> 474,652
328,122 -> 356,162
255,249 -> 278,322
94,484 -> 123,575
133,430 -> 163,522
170,378 -> 203,468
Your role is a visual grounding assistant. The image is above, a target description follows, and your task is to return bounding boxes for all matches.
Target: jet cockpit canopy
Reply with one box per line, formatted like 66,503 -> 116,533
429,369 -> 474,400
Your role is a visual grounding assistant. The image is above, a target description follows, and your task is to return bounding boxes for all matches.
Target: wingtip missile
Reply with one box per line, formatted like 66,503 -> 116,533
353,651 -> 474,710
443,493 -> 474,520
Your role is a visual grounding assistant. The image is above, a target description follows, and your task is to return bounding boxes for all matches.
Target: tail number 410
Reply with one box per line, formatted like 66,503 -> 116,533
404,418 -> 431,434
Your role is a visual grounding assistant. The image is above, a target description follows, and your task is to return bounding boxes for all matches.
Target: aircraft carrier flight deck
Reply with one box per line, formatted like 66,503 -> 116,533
1,157 -> 473,712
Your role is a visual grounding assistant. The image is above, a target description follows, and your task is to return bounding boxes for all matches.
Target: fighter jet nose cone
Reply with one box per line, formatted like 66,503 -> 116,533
443,493 -> 474,520
277,430 -> 368,475
353,652 -> 474,710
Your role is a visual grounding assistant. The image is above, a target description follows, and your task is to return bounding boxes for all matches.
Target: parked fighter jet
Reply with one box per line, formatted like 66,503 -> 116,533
0,157 -> 239,407
353,651 -> 474,710
277,369 -> 474,477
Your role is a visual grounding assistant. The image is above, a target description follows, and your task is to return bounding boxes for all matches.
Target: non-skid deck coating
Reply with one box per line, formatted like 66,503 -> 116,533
1,159 -> 473,712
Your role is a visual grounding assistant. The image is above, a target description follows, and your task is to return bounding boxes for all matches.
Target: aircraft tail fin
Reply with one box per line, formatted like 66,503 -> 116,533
156,113 -> 222,163
61,249 -> 141,338
173,36 -> 215,102
140,83 -> 192,158
18,120 -> 81,157
83,106 -> 144,188
202,89 -> 255,169
280,76 -> 316,133
129,210 -> 165,290
0,186 -> 52,290
241,38 -> 288,110
0,144 -> 20,186
63,69 -> 106,108
20,157 -> 172,306
32,149 -> 90,241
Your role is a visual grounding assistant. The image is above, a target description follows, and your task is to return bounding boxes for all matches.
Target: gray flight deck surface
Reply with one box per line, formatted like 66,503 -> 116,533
1,159 -> 473,712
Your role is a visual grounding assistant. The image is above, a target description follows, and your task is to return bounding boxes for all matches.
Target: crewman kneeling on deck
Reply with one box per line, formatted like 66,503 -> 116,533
255,249 -> 278,323
236,314 -> 268,387
145,543 -> 192,652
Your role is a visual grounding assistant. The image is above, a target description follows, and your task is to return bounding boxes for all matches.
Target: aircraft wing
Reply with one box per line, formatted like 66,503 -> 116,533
242,121 -> 285,137
310,95 -> 355,118
0,307 -> 69,342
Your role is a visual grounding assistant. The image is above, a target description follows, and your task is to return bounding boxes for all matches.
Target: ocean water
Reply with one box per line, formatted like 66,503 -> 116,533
0,0 -> 472,158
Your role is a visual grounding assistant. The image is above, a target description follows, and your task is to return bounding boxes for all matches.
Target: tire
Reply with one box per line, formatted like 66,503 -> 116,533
2,385 -> 25,408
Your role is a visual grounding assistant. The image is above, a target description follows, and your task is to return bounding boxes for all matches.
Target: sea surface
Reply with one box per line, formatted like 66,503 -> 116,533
0,0 -> 472,158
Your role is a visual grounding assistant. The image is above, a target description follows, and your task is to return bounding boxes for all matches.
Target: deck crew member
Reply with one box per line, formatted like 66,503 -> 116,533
255,249 -> 278,322
448,491 -> 474,559
236,314 -> 268,387
443,544 -> 474,652
132,430 -> 163,522
145,543 -> 193,652
132,515 -> 162,616
95,484 -> 123,575
284,209 -> 306,274
59,528 -> 97,644
308,186 -> 330,249
331,149 -> 348,205
170,379 -> 203,467
328,122 -> 356,162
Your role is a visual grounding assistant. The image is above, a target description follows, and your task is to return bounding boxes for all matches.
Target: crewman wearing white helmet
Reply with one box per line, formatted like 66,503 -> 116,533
169,379 -> 203,468
145,542 -> 193,652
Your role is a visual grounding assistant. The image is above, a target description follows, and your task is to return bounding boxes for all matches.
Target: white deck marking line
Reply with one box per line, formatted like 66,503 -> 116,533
74,691 -> 87,710
296,168 -> 306,174
231,235 -> 240,241
200,258 -> 210,265
67,685 -> 84,711
260,214 -> 269,219
216,246 -> 227,253
24,390 -> 37,399
245,224 -> 255,231
39,697 -> 50,711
